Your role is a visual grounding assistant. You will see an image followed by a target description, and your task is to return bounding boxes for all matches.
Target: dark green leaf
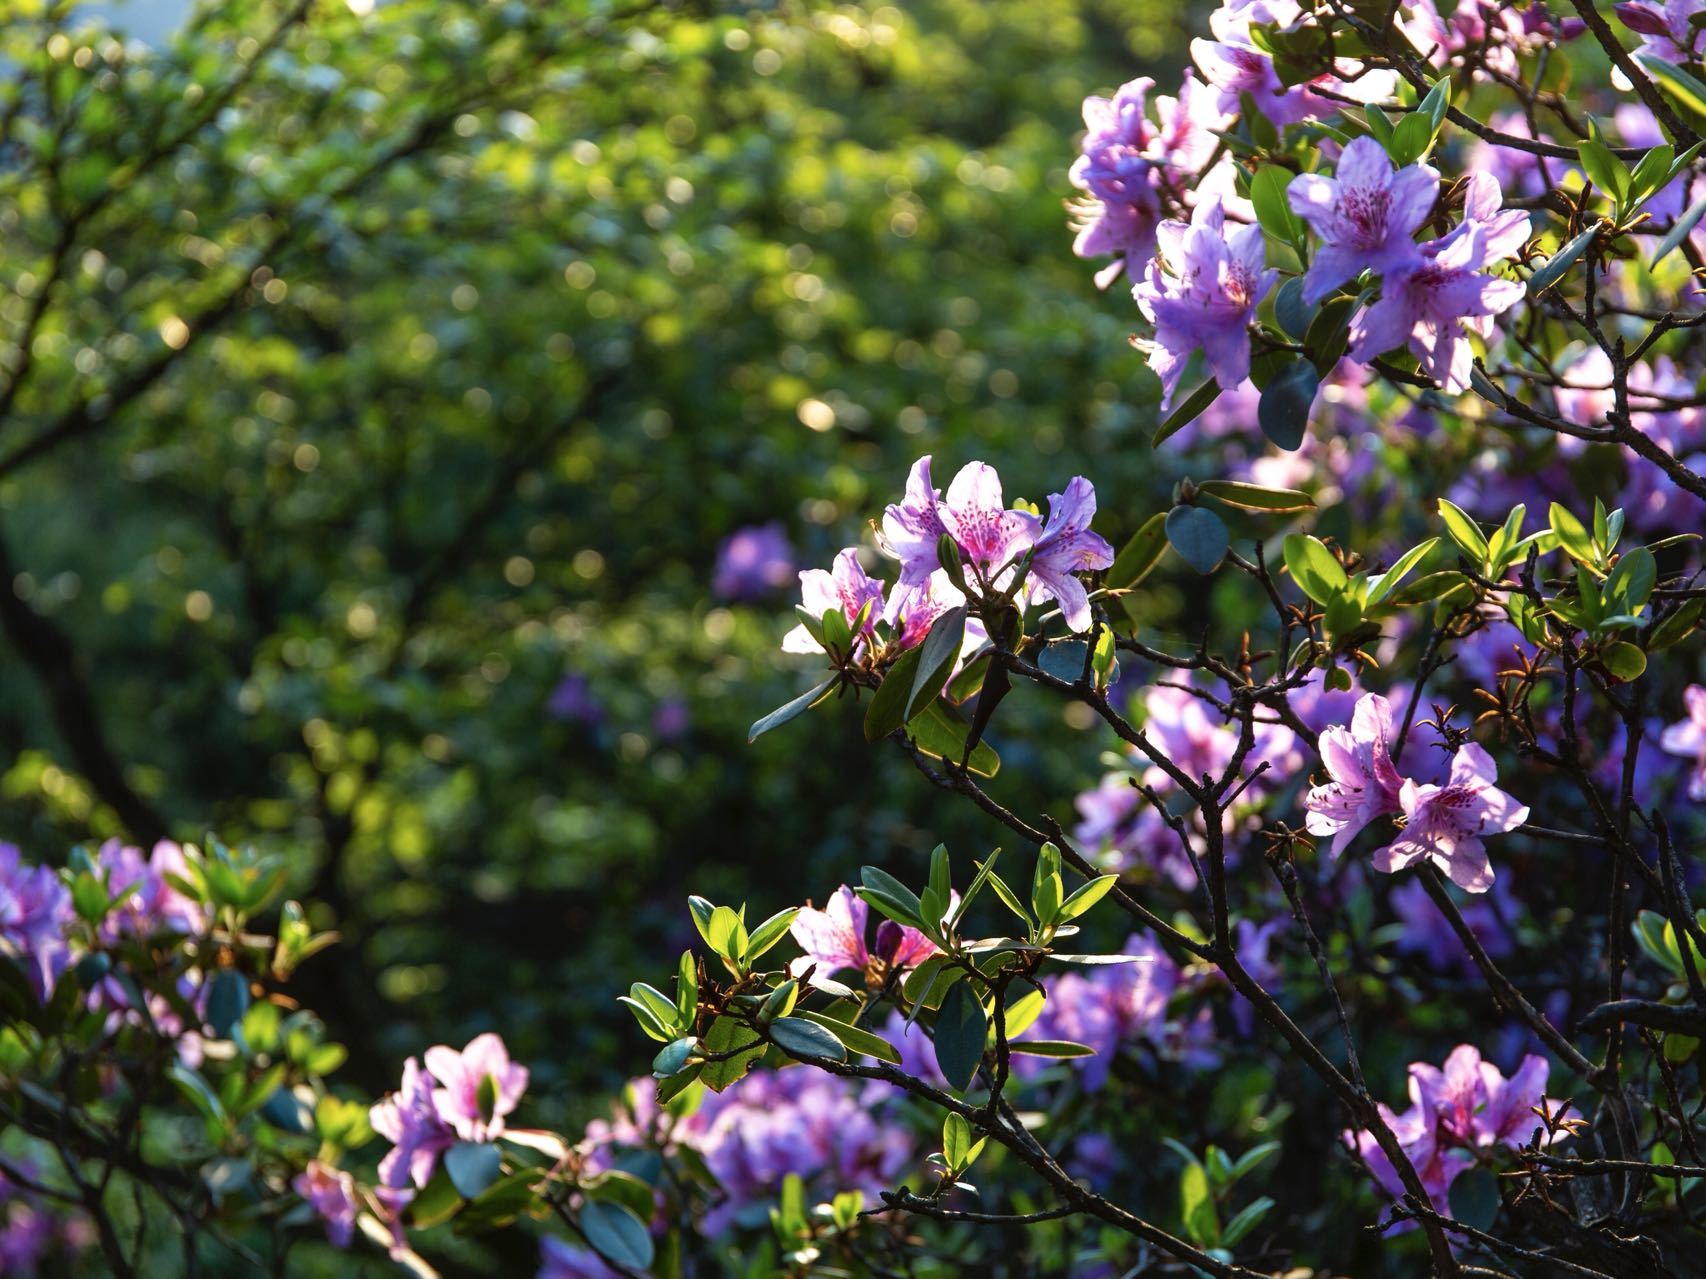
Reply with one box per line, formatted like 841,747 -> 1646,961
1107,512 -> 1170,590
1165,506 -> 1229,575
1196,480 -> 1315,513
907,606 -> 966,721
768,1016 -> 848,1061
1153,380 -> 1221,447
444,1141 -> 503,1199
1257,358 -> 1318,450
748,675 -> 837,743
933,981 -> 988,1091
582,1199 -> 655,1271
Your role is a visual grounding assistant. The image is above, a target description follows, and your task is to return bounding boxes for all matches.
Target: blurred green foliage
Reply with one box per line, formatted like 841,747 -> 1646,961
0,0 -> 1199,1115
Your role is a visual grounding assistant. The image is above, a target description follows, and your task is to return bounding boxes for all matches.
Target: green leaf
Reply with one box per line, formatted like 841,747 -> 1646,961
699,1015 -> 763,1092
907,606 -> 967,721
444,1141 -> 503,1199
768,1016 -> 848,1061
1180,1158 -> 1220,1246
1447,1166 -> 1501,1232
795,1009 -> 902,1064
1230,1141 -> 1282,1181
1007,1038 -> 1097,1057
1628,143 -> 1676,204
1221,1195 -> 1276,1247
1604,546 -> 1657,613
1365,538 -> 1440,607
864,644 -> 923,742
1196,480 -> 1315,513
1577,138 -> 1630,204
652,1036 -> 697,1078
1438,498 -> 1489,562
1639,53 -> 1706,127
583,1170 -> 656,1224
943,1111 -> 973,1167
1250,165 -> 1303,244
745,907 -> 800,961
1283,533 -> 1349,605
1165,506 -> 1229,575
1107,512 -> 1170,590
169,1063 -> 226,1125
1528,224 -> 1600,296
933,981 -> 989,1091
1650,598 -> 1704,650
582,1200 -> 655,1271
1001,987 -> 1047,1038
1600,641 -> 1647,680
1273,276 -> 1317,339
1153,379 -> 1221,447
1257,358 -> 1319,450
862,866 -> 926,927
1653,190 -> 1706,266
1549,502 -> 1596,565
905,701 -> 1001,776
1056,874 -> 1117,922
748,675 -> 837,743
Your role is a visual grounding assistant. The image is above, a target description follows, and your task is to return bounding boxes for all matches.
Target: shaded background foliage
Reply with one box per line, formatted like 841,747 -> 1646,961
0,0 -> 1196,1111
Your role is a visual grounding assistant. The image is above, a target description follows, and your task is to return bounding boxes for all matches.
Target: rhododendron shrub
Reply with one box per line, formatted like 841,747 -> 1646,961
9,2 -> 1706,1278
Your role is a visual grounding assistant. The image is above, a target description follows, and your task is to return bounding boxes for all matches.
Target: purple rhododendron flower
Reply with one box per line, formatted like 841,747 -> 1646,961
1410,1044 -> 1551,1148
425,1032 -> 529,1142
781,548 -> 884,655
1287,136 -> 1439,305
880,455 -> 947,588
1350,211 -> 1526,393
1661,685 -> 1706,801
1134,198 -> 1277,407
1026,476 -> 1115,632
712,522 -> 796,601
1141,684 -> 1237,787
1072,773 -> 1198,889
1615,0 -> 1706,65
0,845 -> 72,1000
884,569 -> 973,651
937,461 -> 1038,581
789,885 -> 941,990
1347,1041 -> 1551,1229
1016,934 -> 1184,1089
370,1056 -> 456,1191
96,839 -> 205,940
1304,692 -> 1406,856
1070,77 -> 1165,284
293,1161 -> 359,1249
1375,743 -> 1529,892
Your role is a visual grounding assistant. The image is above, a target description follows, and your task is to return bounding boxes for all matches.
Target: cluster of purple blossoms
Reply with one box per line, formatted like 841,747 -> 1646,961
1304,692 -> 1529,892
1286,140 -> 1528,394
368,1034 -> 529,1200
1015,933 -> 1218,1088
1347,1044 -> 1552,1225
788,884 -> 942,991
0,844 -> 72,999
712,521 -> 796,601
576,1066 -> 917,1241
783,456 -> 1113,650
1073,680 -> 1302,885
0,1164 -> 93,1277
1663,685 -> 1706,801
293,1161 -> 361,1249
0,840 -> 205,1004
1192,0 -> 1396,128
1068,73 -> 1229,287
1134,198 -> 1277,409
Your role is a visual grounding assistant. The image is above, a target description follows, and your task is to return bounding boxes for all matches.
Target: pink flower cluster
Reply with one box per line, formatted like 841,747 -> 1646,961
783,455 -> 1113,652
1346,1043 -> 1551,1225
369,1033 -> 529,1191
1303,692 -> 1528,892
